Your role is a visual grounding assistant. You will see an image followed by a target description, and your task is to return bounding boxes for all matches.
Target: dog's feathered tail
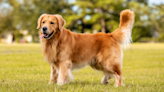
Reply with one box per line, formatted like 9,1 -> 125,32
111,9 -> 135,48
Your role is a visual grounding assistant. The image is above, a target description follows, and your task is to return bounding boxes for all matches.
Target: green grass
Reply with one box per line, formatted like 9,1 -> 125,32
0,43 -> 164,92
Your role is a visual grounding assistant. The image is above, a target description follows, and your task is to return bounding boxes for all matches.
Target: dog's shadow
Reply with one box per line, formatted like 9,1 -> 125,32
69,80 -> 114,86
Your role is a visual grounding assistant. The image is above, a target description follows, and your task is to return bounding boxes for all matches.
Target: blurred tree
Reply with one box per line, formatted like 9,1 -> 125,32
127,1 -> 152,42
0,0 -> 74,42
0,0 -> 164,42
67,0 -> 125,33
126,0 -> 148,5
0,2 -> 15,37
0,12 -> 15,36
150,4 -> 164,41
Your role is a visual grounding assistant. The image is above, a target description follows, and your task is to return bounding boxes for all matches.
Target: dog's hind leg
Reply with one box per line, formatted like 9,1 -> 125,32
57,60 -> 73,85
112,64 -> 124,87
49,66 -> 58,84
104,57 -> 124,87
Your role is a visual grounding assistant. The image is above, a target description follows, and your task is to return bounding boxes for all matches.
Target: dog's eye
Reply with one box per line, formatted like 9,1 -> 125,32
50,22 -> 54,24
43,21 -> 45,23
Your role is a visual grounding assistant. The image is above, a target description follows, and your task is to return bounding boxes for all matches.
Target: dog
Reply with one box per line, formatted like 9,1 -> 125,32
37,9 -> 134,87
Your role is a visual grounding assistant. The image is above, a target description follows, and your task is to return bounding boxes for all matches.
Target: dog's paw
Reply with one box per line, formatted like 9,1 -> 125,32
114,84 -> 125,87
101,80 -> 109,85
57,82 -> 65,86
121,83 -> 125,86
114,85 -> 118,88
48,80 -> 56,85
48,81 -> 54,85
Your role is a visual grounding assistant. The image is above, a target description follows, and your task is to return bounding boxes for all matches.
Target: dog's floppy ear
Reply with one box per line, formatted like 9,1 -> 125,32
37,14 -> 47,29
55,14 -> 66,31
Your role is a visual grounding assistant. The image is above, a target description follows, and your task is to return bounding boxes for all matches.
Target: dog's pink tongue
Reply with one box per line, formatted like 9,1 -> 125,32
40,34 -> 46,38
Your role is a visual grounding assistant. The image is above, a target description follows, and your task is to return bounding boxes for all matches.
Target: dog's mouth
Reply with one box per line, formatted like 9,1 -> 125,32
40,31 -> 54,39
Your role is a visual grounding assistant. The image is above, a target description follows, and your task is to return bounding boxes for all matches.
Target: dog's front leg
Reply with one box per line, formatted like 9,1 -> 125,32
57,60 -> 73,85
49,65 -> 58,84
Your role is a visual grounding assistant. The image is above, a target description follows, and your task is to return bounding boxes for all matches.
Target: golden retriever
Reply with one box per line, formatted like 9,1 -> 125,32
37,9 -> 134,87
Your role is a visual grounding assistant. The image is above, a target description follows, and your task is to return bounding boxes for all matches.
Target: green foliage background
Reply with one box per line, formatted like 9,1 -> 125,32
0,0 -> 164,42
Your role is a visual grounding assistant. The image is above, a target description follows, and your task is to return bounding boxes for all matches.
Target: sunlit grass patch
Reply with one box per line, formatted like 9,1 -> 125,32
0,43 -> 164,92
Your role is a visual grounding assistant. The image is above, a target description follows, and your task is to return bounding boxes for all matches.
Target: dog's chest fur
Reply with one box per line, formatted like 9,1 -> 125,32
41,40 -> 57,64
41,38 -> 71,67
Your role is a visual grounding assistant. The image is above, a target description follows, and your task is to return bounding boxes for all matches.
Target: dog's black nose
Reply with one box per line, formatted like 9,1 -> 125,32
43,27 -> 47,32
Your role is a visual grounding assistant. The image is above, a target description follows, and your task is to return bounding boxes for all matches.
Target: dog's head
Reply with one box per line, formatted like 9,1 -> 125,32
37,14 -> 66,39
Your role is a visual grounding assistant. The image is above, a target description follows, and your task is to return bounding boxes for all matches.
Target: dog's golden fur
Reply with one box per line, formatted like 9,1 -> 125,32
37,9 -> 134,87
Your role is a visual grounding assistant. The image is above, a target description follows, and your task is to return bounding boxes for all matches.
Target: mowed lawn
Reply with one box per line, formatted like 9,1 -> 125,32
0,43 -> 164,92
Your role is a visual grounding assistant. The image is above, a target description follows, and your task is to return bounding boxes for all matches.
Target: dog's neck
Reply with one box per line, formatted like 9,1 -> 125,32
40,28 -> 74,64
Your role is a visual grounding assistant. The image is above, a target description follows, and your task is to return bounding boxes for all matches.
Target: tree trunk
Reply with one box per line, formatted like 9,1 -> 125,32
100,18 -> 105,32
81,18 -> 85,33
